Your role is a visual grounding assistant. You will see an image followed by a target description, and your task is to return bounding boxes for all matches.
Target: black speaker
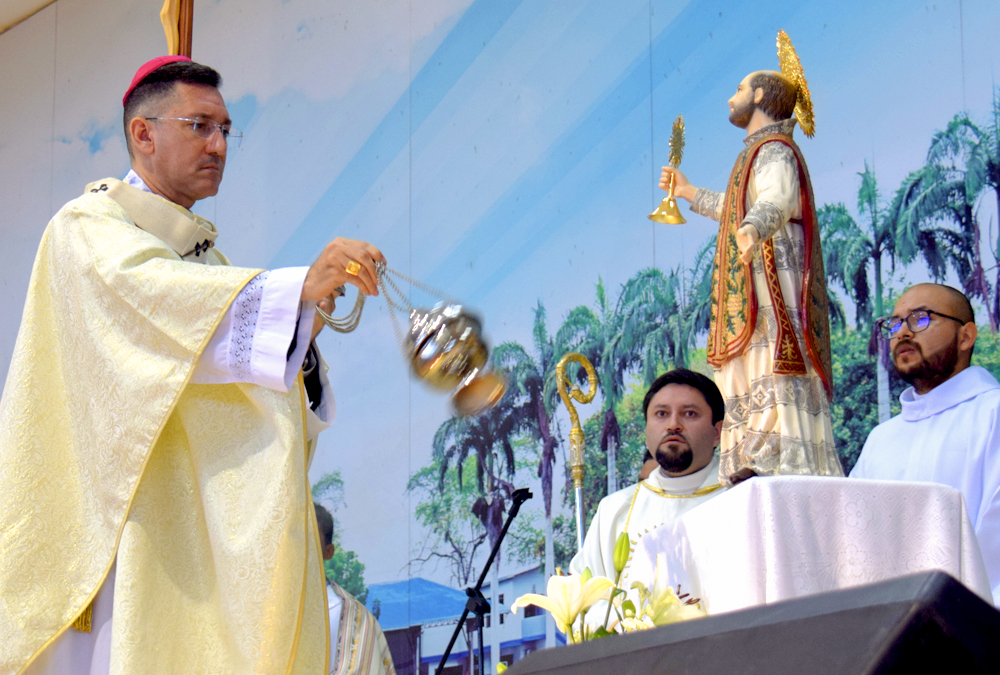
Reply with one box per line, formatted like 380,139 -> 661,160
506,571 -> 1000,675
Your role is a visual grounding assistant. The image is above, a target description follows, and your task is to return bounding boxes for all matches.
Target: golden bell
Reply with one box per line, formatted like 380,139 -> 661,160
648,196 -> 686,224
404,303 -> 507,416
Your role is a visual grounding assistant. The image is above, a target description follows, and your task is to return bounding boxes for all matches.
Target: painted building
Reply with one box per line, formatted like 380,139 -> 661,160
367,565 -> 562,674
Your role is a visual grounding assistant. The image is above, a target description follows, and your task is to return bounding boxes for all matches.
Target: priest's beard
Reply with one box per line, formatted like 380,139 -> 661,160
654,440 -> 694,474
729,98 -> 755,129
894,338 -> 959,389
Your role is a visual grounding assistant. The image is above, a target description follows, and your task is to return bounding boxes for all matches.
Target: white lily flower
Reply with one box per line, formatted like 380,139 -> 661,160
619,615 -> 655,632
632,553 -> 706,626
511,570 -> 614,637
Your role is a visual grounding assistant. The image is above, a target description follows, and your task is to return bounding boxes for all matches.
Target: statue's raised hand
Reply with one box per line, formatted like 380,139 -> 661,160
660,166 -> 696,202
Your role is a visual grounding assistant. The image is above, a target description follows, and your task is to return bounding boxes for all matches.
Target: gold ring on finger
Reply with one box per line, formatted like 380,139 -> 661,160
345,260 -> 361,276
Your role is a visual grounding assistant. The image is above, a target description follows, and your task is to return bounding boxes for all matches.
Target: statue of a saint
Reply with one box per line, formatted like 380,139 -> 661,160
661,35 -> 842,485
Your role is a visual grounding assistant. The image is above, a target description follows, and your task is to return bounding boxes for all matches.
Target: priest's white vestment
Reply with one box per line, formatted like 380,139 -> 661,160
850,365 -> 1000,604
569,455 -> 724,586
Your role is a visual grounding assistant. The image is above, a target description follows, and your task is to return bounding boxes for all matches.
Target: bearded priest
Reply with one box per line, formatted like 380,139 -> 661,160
0,57 -> 383,675
569,370 -> 726,589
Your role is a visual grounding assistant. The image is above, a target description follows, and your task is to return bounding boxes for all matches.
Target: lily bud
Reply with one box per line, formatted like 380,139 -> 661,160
580,567 -> 593,584
613,531 -> 630,575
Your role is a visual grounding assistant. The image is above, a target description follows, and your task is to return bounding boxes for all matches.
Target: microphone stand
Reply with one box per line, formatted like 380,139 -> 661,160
435,488 -> 532,675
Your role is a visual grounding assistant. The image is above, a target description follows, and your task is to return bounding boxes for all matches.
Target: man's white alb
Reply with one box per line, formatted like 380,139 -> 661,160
851,365 -> 1000,605
569,454 -> 724,586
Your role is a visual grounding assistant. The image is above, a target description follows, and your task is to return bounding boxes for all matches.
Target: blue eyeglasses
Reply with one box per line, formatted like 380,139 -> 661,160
878,309 -> 966,340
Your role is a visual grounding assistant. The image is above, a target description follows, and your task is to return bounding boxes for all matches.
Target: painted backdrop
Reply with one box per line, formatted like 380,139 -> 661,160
2,0 -> 999,671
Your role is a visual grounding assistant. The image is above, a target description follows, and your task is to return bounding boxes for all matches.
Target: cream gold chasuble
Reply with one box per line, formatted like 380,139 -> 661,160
0,180 -> 328,675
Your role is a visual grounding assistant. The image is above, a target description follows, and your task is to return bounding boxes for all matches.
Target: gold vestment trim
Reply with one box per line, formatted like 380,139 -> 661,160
617,478 -> 723,581
639,482 -> 725,498
70,603 -> 92,633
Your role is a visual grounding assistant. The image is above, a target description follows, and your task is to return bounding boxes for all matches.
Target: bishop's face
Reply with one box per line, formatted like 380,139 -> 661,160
644,384 -> 722,477
728,73 -> 756,129
144,83 -> 229,208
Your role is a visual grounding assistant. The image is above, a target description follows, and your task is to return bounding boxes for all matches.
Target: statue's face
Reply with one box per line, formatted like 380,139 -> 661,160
728,73 -> 756,129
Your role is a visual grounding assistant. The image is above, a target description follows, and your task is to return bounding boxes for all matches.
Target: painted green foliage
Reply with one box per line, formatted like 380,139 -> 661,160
313,470 -> 369,604
407,456 -> 490,587
405,90 -> 1000,580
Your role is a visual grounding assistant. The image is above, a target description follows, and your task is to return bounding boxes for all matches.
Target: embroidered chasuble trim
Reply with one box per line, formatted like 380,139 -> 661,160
291,372 -> 330,675
70,604 -> 92,633
330,582 -> 388,675
706,135 -> 832,399
84,178 -> 218,263
761,240 -> 807,374
707,144 -> 757,366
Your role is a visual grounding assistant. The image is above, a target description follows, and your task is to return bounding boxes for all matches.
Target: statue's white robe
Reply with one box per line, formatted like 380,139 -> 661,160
692,120 -> 841,483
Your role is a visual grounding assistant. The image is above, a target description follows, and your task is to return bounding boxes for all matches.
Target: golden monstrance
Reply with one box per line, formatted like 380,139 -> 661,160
648,114 -> 687,224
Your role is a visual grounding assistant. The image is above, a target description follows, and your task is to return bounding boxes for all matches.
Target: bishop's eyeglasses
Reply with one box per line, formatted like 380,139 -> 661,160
878,309 -> 966,340
144,117 -> 243,149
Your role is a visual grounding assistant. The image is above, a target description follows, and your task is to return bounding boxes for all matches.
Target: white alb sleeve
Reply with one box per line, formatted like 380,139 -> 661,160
191,267 -> 317,393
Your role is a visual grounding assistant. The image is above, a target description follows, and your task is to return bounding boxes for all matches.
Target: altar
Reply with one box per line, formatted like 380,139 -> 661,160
628,476 -> 994,613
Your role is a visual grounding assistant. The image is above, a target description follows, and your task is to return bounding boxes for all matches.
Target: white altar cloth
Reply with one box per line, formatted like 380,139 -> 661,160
629,476 -> 993,614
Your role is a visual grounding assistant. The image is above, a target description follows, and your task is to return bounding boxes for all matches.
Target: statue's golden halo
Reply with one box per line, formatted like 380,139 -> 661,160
776,29 -> 815,138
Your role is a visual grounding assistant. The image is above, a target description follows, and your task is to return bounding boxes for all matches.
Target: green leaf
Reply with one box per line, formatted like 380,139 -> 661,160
588,626 -> 615,640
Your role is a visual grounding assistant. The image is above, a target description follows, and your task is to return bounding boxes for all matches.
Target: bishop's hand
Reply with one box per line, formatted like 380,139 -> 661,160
301,238 -> 385,302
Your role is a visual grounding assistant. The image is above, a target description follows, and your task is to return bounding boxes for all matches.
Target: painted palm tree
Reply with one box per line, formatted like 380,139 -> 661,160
685,236 -> 718,339
432,405 -> 518,541
432,396 -> 519,662
614,238 -> 717,380
819,162 -> 906,421
895,107 -> 999,330
551,243 -> 717,498
492,305 -> 559,557
614,264 -> 702,381
820,202 -> 878,329
978,91 -> 1000,324
492,301 -> 562,647
614,268 -> 687,379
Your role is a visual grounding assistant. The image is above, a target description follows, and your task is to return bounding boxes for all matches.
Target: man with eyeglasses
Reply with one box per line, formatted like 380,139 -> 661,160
850,283 -> 1000,605
1,56 -> 382,674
